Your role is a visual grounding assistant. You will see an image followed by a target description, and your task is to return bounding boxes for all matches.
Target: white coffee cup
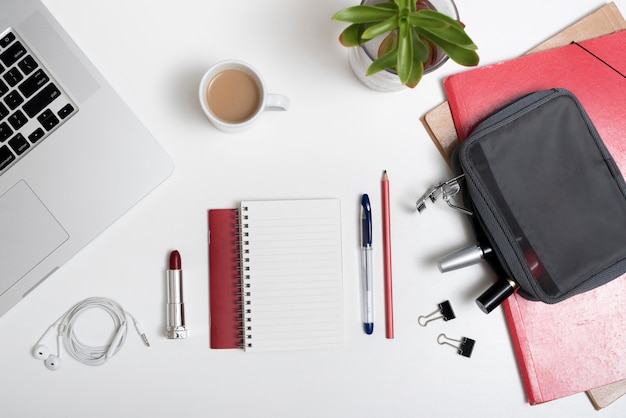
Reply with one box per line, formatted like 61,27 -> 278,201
199,60 -> 289,133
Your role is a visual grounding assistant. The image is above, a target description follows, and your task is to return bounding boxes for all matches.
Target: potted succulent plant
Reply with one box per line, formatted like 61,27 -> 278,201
332,0 -> 479,91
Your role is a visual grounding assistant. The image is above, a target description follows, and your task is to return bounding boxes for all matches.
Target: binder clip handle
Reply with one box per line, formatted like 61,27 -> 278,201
437,333 -> 476,358
418,300 -> 456,327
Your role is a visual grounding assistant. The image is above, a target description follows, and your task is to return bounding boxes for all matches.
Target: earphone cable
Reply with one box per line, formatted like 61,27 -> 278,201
56,297 -> 149,366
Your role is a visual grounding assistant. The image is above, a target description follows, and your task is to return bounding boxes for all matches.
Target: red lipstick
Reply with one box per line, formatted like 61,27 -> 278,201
170,250 -> 182,270
166,250 -> 187,339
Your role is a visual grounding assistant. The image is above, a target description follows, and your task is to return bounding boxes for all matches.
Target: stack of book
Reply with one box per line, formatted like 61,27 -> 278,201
421,2 -> 626,409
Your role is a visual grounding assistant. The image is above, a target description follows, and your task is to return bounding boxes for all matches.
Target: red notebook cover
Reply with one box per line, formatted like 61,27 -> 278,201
443,30 -> 626,404
208,208 -> 241,349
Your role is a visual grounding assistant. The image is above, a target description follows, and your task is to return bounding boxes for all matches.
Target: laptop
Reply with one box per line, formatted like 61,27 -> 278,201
0,0 -> 174,317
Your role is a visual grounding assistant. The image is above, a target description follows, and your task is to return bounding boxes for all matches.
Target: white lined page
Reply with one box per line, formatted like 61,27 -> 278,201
239,199 -> 343,352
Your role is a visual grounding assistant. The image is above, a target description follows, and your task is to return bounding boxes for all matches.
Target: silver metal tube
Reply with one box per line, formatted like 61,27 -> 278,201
166,270 -> 187,339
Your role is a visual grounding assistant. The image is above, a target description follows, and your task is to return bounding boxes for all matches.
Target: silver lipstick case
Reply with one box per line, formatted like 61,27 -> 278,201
166,269 -> 187,339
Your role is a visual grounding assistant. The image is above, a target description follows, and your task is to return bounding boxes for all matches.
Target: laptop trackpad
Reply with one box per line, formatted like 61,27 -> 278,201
0,181 -> 68,295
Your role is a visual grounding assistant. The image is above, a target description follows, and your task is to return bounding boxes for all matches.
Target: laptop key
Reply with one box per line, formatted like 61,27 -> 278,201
37,109 -> 59,131
17,55 -> 38,75
8,133 -> 29,155
8,110 -> 27,130
0,32 -> 16,48
28,128 -> 45,143
0,41 -> 27,67
0,121 -> 13,141
23,83 -> 60,117
0,145 -> 15,170
58,104 -> 74,119
0,103 -> 8,119
4,90 -> 24,110
0,79 -> 8,96
3,67 -> 23,86
18,69 -> 49,98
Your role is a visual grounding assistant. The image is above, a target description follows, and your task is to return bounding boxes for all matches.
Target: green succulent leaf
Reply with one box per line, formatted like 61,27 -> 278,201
416,28 -> 480,66
338,23 -> 367,47
418,9 -> 465,27
333,2 -> 480,88
377,2 -> 399,11
405,57 -> 424,88
331,5 -> 397,23
412,22 -> 477,50
396,0 -> 412,10
396,20 -> 413,84
409,11 -> 477,49
361,16 -> 399,40
411,27 -> 429,62
366,45 -> 398,76
378,31 -> 397,57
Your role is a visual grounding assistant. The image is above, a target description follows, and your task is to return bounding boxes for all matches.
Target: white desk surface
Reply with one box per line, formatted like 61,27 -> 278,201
3,1 -> 625,416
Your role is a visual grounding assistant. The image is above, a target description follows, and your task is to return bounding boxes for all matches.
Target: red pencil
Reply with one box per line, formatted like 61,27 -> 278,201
382,170 -> 394,339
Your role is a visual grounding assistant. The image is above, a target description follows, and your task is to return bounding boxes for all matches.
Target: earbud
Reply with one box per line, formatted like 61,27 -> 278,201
44,354 -> 62,371
32,326 -> 63,371
32,344 -> 50,360
43,335 -> 63,371
32,324 -> 55,360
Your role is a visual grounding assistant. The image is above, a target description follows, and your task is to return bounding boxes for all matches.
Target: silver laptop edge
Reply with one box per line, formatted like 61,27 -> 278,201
0,0 -> 174,317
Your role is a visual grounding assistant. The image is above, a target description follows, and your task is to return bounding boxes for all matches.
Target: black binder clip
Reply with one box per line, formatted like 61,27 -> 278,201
418,300 -> 456,327
437,333 -> 476,358
415,174 -> 473,216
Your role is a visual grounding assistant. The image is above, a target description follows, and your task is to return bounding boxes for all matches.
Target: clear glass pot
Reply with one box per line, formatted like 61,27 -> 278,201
347,0 -> 459,92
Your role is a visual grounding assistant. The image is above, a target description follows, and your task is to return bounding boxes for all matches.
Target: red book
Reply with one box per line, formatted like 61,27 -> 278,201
444,30 -> 626,404
208,209 -> 241,349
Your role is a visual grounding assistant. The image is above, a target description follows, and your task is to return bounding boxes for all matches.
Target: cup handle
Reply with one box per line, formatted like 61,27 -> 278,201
265,94 -> 290,111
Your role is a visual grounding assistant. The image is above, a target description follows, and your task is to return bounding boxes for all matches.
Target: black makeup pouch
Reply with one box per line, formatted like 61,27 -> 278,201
451,88 -> 626,305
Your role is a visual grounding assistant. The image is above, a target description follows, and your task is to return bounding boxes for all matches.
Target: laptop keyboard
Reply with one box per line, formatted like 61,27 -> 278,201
0,29 -> 77,175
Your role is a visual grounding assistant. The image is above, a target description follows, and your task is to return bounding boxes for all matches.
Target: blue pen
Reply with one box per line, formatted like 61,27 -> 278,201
360,194 -> 374,335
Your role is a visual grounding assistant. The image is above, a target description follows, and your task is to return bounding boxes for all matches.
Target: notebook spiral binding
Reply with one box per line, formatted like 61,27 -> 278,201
235,207 -> 254,348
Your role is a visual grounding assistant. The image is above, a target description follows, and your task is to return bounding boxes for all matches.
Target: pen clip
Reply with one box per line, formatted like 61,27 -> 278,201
361,194 -> 372,247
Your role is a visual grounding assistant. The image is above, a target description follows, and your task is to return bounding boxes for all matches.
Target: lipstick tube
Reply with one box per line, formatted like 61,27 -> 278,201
438,244 -> 492,273
475,277 -> 519,314
166,250 -> 187,339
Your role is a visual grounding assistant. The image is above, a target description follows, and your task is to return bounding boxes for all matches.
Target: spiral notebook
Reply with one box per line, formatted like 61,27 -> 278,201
208,199 -> 344,352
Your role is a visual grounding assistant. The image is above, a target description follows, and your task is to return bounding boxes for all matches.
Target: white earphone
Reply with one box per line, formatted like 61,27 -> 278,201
43,335 -> 63,371
31,297 -> 149,370
32,325 -> 63,371
32,342 -> 50,360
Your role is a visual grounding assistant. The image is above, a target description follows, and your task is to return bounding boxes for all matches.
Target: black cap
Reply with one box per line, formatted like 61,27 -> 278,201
476,278 -> 518,314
